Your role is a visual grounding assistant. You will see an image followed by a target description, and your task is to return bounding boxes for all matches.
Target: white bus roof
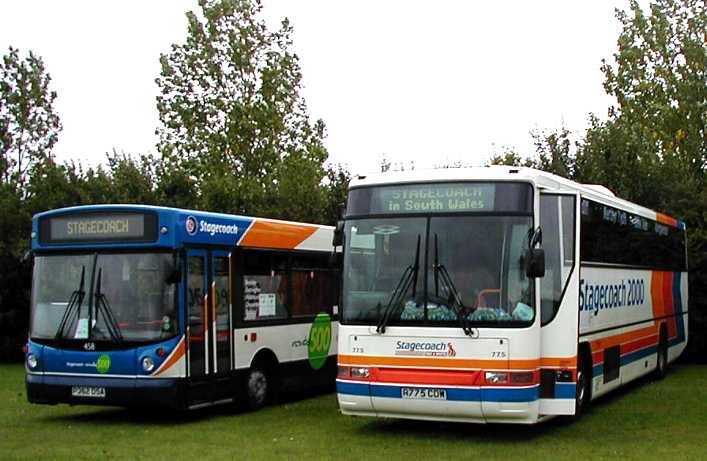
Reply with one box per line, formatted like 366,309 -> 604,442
349,166 -> 681,226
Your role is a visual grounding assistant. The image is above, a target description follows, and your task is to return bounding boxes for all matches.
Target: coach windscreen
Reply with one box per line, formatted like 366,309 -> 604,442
342,182 -> 535,328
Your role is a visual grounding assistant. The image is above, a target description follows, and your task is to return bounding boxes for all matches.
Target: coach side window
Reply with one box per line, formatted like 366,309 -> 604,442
242,250 -> 289,321
540,195 -> 576,325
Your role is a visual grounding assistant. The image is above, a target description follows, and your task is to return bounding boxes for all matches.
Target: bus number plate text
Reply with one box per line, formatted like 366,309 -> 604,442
71,386 -> 106,398
401,387 -> 447,400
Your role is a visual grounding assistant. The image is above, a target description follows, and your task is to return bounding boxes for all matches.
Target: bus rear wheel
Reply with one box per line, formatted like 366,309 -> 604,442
245,366 -> 270,410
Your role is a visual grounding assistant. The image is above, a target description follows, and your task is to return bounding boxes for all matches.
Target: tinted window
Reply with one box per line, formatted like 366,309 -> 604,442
580,199 -> 686,270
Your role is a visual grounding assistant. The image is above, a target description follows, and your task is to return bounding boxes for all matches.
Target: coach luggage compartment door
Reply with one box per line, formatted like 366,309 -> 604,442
538,192 -> 579,416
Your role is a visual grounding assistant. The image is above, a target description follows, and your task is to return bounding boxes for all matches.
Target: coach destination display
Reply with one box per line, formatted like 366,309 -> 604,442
39,211 -> 158,244
345,182 -> 532,216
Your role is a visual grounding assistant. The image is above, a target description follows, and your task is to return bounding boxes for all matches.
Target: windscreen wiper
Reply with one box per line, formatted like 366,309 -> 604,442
92,268 -> 123,343
55,266 -> 86,340
376,235 -> 421,334
433,234 -> 474,336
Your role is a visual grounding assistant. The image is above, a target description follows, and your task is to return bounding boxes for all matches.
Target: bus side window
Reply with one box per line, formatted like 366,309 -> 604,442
242,250 -> 289,321
291,270 -> 337,317
290,253 -> 338,317
540,195 -> 576,325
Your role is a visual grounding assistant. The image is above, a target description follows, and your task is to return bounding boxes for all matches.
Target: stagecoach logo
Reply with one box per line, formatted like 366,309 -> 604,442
394,340 -> 457,357
185,216 -> 198,235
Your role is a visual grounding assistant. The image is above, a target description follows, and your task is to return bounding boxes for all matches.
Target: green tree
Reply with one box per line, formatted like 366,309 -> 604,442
0,47 -> 61,194
156,0 -> 333,222
570,0 -> 706,359
601,0 -> 705,182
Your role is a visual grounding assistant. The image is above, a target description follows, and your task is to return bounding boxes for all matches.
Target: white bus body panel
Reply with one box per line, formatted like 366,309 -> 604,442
233,322 -> 338,370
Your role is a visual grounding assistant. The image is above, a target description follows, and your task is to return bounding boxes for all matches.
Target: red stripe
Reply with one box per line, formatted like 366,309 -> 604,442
621,334 -> 658,356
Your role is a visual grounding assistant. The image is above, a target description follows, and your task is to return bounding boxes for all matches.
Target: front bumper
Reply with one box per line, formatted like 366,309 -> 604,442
26,373 -> 183,409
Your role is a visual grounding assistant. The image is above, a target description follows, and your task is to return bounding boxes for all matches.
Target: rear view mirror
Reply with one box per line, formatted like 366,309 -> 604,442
525,248 -> 545,278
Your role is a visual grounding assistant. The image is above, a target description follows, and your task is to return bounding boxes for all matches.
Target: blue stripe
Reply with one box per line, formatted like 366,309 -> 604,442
620,345 -> 657,367
481,386 -> 538,402
593,363 -> 604,377
336,380 -> 368,396
337,380 -> 539,402
555,382 -> 576,399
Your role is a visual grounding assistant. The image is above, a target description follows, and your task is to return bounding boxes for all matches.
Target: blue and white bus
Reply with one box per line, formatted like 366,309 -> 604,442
26,205 -> 339,410
334,167 -> 688,423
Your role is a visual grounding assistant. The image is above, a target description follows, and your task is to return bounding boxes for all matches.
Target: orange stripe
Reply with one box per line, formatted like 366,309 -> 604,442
656,213 -> 678,227
238,220 -> 318,249
338,354 -> 576,370
652,272 -> 665,318
590,325 -> 657,352
154,338 -> 186,376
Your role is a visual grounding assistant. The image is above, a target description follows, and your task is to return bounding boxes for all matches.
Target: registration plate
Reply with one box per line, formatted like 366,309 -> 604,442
401,387 -> 447,400
71,386 -> 106,398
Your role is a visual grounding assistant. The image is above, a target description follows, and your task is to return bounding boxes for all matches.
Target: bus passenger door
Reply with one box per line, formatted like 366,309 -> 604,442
186,249 -> 209,401
210,251 -> 233,387
538,192 -> 580,415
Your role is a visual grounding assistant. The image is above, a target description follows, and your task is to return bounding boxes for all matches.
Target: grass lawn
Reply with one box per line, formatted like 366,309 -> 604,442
1,364 -> 706,461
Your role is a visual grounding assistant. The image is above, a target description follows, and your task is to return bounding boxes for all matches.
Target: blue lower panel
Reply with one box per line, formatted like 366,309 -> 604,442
337,380 -> 539,403
41,374 -> 177,389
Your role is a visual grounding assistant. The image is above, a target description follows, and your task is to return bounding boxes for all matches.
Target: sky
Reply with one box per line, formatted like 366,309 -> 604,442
0,1 -> 631,176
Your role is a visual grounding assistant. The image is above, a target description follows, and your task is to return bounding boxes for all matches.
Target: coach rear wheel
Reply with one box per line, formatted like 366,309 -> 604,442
245,366 -> 270,410
654,331 -> 668,380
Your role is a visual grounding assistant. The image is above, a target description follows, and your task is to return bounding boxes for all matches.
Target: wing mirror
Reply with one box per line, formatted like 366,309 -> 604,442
525,226 -> 545,278
525,248 -> 545,278
332,220 -> 344,247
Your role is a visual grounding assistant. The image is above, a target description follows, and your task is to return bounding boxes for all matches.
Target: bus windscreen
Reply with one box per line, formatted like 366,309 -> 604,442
346,182 -> 532,216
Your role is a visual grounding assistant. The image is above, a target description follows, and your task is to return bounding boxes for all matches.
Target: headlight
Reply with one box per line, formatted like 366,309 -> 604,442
141,356 -> 155,373
485,371 -> 509,384
350,367 -> 370,378
27,353 -> 38,370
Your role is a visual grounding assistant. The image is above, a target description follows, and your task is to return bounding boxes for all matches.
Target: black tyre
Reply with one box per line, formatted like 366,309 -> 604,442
574,354 -> 591,419
654,330 -> 668,380
245,365 -> 270,411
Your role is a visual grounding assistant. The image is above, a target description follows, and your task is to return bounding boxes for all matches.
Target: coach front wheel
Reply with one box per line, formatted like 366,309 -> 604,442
573,357 -> 591,420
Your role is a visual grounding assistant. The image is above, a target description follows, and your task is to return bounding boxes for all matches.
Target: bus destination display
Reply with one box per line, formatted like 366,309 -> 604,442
41,213 -> 156,243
